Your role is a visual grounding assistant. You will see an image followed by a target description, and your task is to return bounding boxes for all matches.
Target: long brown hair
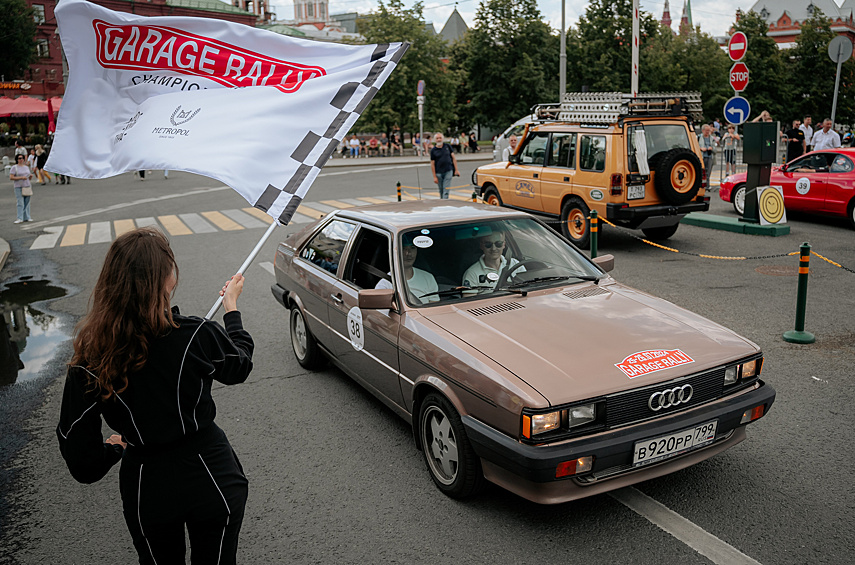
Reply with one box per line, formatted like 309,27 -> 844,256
71,227 -> 179,399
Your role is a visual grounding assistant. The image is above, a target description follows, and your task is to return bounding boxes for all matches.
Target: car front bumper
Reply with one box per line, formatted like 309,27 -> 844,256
462,380 -> 775,504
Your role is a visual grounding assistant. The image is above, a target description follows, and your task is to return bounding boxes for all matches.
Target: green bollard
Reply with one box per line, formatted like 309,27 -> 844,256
472,189 -> 478,202
590,209 -> 598,259
397,181 -> 401,202
783,242 -> 816,344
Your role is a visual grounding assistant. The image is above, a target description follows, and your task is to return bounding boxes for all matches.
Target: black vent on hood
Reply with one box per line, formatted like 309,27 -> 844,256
562,287 -> 609,300
467,302 -> 525,316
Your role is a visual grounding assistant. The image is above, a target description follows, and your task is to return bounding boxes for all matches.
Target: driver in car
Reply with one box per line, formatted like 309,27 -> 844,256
462,229 -> 523,292
376,236 -> 439,304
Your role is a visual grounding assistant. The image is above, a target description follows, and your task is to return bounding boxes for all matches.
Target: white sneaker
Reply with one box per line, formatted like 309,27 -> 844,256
14,219 -> 23,224
26,218 -> 34,222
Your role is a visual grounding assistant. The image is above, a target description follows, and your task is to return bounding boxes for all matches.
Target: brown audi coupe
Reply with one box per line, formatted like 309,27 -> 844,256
270,200 -> 775,504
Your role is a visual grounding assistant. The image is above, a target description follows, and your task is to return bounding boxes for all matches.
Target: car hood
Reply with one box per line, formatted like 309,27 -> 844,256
420,283 -> 758,406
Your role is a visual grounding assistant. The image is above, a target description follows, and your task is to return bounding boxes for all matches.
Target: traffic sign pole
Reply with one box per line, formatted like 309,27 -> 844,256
417,80 -> 425,158
828,36 -> 853,125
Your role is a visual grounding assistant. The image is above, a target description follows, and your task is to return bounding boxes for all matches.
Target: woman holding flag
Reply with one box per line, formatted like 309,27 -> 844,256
57,227 -> 254,564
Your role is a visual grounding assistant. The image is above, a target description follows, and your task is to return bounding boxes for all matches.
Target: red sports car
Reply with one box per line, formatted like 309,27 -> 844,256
719,147 -> 855,228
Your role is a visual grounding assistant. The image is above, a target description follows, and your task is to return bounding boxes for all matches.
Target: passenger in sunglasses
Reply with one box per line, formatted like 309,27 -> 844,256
462,230 -> 523,292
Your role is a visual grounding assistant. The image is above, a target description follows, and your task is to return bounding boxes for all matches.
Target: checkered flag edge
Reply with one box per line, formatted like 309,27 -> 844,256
253,42 -> 410,225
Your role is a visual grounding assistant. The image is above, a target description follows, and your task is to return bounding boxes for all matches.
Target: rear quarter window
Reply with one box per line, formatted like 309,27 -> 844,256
579,135 -> 606,172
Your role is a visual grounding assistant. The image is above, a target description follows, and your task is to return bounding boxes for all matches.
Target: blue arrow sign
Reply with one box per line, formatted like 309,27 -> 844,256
724,96 -> 751,125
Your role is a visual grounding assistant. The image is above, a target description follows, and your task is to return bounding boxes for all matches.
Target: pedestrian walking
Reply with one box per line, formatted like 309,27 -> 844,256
34,144 -> 52,185
799,116 -> 814,152
783,120 -> 806,163
721,125 -> 740,176
9,154 -> 33,223
430,133 -> 459,199
812,118 -> 841,151
57,227 -> 253,565
26,148 -> 36,171
698,124 -> 716,176
14,139 -> 27,157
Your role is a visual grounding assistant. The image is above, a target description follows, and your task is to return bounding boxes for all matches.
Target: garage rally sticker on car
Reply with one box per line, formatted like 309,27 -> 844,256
615,349 -> 694,378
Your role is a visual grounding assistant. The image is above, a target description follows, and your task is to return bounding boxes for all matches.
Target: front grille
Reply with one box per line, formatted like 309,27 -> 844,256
606,367 -> 725,428
467,302 -> 525,316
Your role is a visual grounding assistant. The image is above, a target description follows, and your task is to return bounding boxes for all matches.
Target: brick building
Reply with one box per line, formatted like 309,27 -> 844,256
5,0 -> 264,100
746,0 -> 855,48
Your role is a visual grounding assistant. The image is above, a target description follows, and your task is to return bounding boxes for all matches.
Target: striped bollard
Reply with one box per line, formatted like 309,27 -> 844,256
471,189 -> 478,202
397,181 -> 401,202
782,242 -> 816,344
590,209 -> 598,259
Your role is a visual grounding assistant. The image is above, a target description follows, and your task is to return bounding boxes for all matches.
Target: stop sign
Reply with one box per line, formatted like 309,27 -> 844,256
728,32 -> 747,61
730,62 -> 749,92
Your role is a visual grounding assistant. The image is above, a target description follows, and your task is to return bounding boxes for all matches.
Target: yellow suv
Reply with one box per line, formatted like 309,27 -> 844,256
473,92 -> 709,247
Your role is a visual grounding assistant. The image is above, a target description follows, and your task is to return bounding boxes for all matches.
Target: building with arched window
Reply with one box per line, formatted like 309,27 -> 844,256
747,0 -> 855,48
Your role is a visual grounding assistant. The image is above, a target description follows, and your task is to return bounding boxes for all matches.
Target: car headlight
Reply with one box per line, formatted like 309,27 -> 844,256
724,357 -> 763,386
522,402 -> 602,439
471,169 -> 479,186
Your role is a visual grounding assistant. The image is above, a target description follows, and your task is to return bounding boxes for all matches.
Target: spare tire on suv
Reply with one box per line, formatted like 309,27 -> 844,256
654,148 -> 703,205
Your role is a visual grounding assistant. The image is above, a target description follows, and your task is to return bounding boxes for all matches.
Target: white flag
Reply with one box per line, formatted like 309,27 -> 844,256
47,0 -> 407,224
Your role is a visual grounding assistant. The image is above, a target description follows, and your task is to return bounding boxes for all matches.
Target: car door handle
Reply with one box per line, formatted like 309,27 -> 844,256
330,293 -> 343,304
533,173 -> 539,179
564,177 -> 570,182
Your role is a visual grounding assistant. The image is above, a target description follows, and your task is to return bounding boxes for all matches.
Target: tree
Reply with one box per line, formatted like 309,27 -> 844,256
565,0 -> 661,93
787,9 -> 855,124
730,11 -> 790,125
456,0 -> 559,129
355,0 -> 456,134
0,0 -> 38,79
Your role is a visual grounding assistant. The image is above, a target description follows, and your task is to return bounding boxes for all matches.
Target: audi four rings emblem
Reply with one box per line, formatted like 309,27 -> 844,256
648,384 -> 693,411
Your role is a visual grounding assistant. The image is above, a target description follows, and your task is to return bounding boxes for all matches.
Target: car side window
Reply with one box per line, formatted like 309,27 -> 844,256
519,133 -> 549,165
342,227 -> 391,289
300,220 -> 356,276
580,135 -> 607,172
548,133 -> 576,168
830,154 -> 853,173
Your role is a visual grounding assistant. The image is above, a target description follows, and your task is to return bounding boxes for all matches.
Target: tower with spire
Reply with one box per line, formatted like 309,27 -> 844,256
679,0 -> 693,35
661,0 -> 672,31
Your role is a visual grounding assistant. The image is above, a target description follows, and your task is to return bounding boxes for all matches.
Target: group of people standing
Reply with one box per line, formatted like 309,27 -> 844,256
340,130 -> 479,159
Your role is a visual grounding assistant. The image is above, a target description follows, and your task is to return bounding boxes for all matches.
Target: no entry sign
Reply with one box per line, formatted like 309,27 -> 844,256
728,32 -> 747,61
730,62 -> 749,92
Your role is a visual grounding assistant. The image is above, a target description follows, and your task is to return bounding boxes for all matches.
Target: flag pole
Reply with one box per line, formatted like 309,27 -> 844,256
205,220 -> 278,320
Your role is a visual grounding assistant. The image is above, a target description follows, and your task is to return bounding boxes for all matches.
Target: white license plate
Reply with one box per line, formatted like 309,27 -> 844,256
628,185 -> 645,200
632,420 -> 718,467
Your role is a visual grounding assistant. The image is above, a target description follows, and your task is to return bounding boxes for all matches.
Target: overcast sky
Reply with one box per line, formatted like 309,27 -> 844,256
267,0 -> 769,38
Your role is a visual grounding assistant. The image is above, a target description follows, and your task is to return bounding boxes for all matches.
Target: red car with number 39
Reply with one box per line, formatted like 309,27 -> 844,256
719,148 -> 855,228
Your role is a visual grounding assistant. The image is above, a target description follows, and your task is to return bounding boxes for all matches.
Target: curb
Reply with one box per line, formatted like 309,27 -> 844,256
323,153 -> 492,168
0,237 -> 9,273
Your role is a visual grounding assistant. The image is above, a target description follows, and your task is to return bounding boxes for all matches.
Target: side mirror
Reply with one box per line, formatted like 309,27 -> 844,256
508,153 -> 519,164
358,288 -> 395,309
592,254 -> 615,273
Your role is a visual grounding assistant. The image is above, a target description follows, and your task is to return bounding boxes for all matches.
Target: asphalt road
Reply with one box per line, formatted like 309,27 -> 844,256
0,159 -> 853,564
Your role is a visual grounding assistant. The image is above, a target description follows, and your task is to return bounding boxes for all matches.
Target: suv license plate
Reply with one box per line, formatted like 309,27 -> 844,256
628,185 -> 645,200
632,420 -> 718,467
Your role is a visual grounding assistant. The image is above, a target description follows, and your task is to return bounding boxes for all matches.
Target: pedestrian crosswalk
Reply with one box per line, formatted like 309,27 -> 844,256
29,189 -> 477,250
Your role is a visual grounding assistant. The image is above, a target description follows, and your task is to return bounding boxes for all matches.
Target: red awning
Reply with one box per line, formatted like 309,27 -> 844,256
0,97 -> 14,118
4,96 -> 49,117
48,96 -> 62,113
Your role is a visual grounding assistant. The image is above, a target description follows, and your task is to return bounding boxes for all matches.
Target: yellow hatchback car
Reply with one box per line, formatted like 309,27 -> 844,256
473,92 -> 710,247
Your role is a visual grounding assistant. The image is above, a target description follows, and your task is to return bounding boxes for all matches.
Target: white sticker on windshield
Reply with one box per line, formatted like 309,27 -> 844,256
796,177 -> 810,195
413,235 -> 433,248
347,307 -> 364,352
486,272 -> 499,282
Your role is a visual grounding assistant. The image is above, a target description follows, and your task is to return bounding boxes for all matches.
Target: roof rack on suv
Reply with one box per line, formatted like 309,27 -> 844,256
531,92 -> 703,124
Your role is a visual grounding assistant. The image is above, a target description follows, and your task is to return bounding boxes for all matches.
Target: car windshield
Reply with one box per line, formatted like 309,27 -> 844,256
627,124 -> 692,172
397,217 -> 602,306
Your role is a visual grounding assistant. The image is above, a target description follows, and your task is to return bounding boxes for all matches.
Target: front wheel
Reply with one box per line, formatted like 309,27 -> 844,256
732,184 -> 746,216
642,224 -> 680,240
419,393 -> 485,499
560,198 -> 590,249
290,306 -> 323,370
483,185 -> 502,206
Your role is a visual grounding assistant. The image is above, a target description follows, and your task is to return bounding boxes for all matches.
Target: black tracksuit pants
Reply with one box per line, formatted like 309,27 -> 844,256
119,425 -> 248,565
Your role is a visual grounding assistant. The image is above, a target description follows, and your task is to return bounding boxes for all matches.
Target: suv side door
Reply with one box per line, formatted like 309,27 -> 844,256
539,132 -> 577,215
573,134 -> 609,207
328,225 -> 404,409
504,132 -> 548,209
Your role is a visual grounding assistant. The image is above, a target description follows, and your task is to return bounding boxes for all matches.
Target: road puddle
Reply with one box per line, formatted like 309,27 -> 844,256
0,280 -> 69,387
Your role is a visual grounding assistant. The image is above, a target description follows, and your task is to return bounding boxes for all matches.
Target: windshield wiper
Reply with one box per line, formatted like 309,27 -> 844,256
506,273 -> 600,289
419,285 -> 495,298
